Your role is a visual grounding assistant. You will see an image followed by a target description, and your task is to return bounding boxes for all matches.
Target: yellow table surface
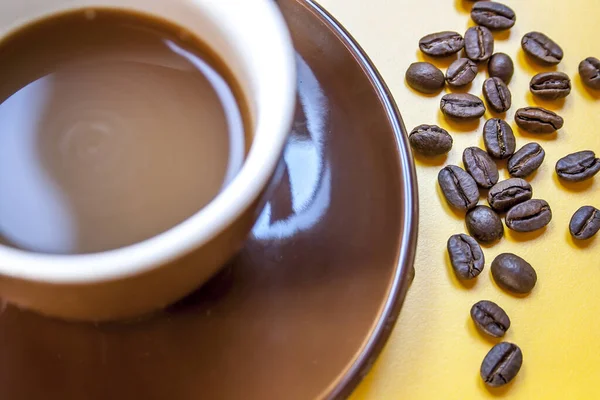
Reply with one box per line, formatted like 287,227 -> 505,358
316,0 -> 600,398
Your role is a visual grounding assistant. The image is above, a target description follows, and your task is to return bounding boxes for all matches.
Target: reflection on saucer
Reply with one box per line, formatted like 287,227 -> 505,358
252,55 -> 331,240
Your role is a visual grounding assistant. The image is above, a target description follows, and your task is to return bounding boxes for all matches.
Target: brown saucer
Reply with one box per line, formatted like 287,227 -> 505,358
0,1 -> 417,399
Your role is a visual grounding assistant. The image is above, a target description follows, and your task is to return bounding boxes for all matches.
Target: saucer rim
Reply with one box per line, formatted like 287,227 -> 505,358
298,1 -> 419,398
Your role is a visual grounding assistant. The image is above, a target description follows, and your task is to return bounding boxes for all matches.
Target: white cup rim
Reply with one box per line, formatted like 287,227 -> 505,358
0,0 -> 296,284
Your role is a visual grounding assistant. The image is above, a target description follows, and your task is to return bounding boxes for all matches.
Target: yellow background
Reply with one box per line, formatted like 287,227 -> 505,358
316,0 -> 600,398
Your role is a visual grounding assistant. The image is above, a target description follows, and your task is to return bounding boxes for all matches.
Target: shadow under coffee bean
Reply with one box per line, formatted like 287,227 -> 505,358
0,9 -> 250,254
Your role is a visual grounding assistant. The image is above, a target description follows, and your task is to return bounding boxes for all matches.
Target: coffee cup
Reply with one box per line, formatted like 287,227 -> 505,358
0,0 -> 296,321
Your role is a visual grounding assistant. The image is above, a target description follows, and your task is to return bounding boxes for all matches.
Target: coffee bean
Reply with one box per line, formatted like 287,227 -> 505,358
488,53 -> 514,83
487,178 -> 533,212
514,107 -> 564,134
492,253 -> 536,294
440,93 -> 486,119
483,118 -> 516,159
465,26 -> 494,62
483,77 -> 512,113
506,199 -> 552,232
419,31 -> 465,57
522,32 -> 563,65
570,206 -> 600,240
446,58 -> 478,87
481,342 -> 523,387
556,150 -> 600,182
471,2 -> 516,30
405,62 -> 445,94
466,206 -> 504,243
508,143 -> 545,178
529,72 -> 571,100
409,124 -> 453,156
579,57 -> 600,90
447,234 -> 485,280
438,165 -> 480,210
471,300 -> 511,338
463,147 -> 499,188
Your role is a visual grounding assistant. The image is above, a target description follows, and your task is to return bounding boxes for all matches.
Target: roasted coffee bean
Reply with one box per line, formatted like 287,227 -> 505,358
447,234 -> 485,280
465,26 -> 494,62
570,206 -> 600,240
440,93 -> 486,119
438,165 -> 480,210
492,253 -> 537,294
508,143 -> 545,178
471,2 -> 516,30
446,58 -> 478,87
481,342 -> 523,387
506,199 -> 552,232
514,107 -> 564,134
419,31 -> 465,57
522,31 -> 563,65
529,72 -> 571,100
483,77 -> 512,113
488,53 -> 514,83
579,57 -> 600,90
409,124 -> 453,156
556,150 -> 600,182
463,147 -> 499,188
487,178 -> 533,212
405,62 -> 445,94
471,300 -> 511,338
466,206 -> 504,243
483,118 -> 516,159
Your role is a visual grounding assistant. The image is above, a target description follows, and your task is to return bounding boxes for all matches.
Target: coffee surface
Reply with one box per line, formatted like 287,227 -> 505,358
0,9 -> 247,254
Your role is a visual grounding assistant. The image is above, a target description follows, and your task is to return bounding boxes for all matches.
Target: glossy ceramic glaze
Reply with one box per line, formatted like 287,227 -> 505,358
0,0 -> 417,398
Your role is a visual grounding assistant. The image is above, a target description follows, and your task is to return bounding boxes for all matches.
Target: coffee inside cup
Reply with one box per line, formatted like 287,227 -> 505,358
0,8 -> 251,255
